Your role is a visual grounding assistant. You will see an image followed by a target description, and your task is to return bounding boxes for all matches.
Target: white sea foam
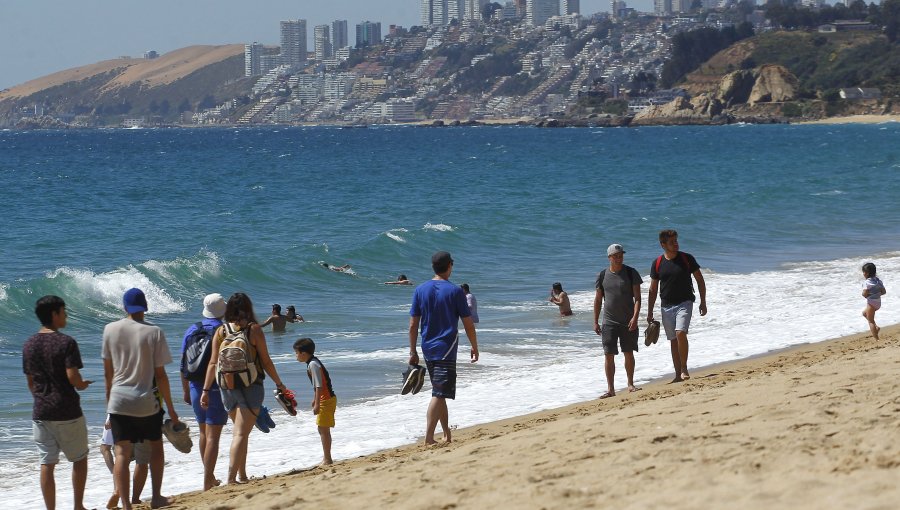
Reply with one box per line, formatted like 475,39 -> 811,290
385,231 -> 406,243
423,222 -> 454,231
0,283 -> 7,301
7,253 -> 900,509
142,250 -> 221,281
47,266 -> 186,316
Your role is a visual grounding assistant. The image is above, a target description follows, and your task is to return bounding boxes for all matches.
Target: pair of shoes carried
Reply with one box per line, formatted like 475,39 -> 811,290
644,320 -> 661,346
255,406 -> 276,433
274,388 -> 298,416
162,419 -> 192,454
401,364 -> 427,395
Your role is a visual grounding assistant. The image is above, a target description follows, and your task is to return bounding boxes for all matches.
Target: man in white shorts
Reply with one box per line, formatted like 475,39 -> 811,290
647,230 -> 707,383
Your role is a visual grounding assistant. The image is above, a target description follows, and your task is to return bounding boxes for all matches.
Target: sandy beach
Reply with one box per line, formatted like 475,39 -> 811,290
142,325 -> 900,510
798,114 -> 900,125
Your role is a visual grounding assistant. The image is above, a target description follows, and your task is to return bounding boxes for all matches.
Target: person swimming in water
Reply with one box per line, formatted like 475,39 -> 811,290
322,263 -> 352,273
384,274 -> 412,285
285,305 -> 305,323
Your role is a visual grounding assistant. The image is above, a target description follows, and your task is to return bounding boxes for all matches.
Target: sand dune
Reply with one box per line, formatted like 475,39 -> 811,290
145,326 -> 900,510
0,45 -> 244,102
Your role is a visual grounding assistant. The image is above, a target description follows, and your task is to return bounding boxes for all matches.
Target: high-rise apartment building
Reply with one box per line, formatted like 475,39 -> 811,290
447,0 -> 465,21
280,19 -> 307,68
422,0 -> 469,25
654,0 -> 673,15
526,0 -> 558,26
244,42 -> 263,76
562,0 -> 580,14
610,0 -> 627,19
516,0 -> 527,17
356,21 -> 382,47
314,25 -> 333,61
332,20 -> 349,50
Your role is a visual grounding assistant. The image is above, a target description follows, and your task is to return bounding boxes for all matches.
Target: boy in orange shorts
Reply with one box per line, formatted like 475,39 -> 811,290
293,338 -> 336,465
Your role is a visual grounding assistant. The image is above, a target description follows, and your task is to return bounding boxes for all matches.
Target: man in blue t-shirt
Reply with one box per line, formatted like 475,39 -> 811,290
647,230 -> 707,383
408,251 -> 479,445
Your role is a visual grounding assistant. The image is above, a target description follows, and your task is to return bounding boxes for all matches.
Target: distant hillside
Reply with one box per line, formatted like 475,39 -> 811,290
681,30 -> 900,98
0,45 -> 254,125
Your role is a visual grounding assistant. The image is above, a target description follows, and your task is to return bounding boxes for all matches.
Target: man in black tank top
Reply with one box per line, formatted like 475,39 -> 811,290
647,230 -> 707,383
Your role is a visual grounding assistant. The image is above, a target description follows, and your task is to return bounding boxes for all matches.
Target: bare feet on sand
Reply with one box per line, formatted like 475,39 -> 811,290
106,492 -> 119,509
628,385 -> 642,392
681,372 -> 691,380
150,495 -> 174,508
600,391 -> 615,399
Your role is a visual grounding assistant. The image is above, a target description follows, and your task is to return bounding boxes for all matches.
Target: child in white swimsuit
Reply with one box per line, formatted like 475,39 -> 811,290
861,262 -> 886,340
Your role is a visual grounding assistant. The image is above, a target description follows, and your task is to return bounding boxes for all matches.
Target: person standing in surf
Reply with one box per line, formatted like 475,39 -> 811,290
23,295 -> 93,510
102,288 -> 180,510
199,292 -> 290,485
180,293 -> 228,491
408,251 -> 479,444
549,282 -> 573,316
647,230 -> 707,383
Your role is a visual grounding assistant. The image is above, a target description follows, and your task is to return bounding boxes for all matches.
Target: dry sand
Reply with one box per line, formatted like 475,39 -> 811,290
145,326 -> 899,510
0,45 -> 243,101
798,114 -> 900,125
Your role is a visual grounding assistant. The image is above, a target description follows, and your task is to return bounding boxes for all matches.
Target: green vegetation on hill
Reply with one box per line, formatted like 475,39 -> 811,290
748,31 -> 900,97
660,23 -> 755,88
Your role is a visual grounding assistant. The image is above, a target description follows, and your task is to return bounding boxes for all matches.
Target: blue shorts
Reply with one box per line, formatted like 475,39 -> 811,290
33,416 -> 89,465
425,359 -> 457,400
190,384 -> 228,425
222,382 -> 265,411
661,301 -> 693,341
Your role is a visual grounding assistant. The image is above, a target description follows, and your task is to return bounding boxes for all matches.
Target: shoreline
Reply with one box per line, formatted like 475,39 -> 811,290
795,113 -> 900,125
9,113 -> 900,130
159,324 -> 900,510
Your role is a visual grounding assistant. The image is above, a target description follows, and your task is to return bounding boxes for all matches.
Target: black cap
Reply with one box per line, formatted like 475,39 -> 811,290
432,251 -> 453,272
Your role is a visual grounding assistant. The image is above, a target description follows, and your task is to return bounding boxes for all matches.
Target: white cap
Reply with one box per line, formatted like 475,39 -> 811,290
607,244 -> 625,257
202,293 -> 227,319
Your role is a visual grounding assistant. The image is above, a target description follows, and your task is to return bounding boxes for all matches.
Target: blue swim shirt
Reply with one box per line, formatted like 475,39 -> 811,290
410,279 -> 471,361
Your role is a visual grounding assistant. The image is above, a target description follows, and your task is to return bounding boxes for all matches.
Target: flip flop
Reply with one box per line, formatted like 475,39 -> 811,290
411,365 -> 427,395
599,392 -> 615,399
255,406 -> 276,433
401,364 -> 419,395
274,388 -> 298,416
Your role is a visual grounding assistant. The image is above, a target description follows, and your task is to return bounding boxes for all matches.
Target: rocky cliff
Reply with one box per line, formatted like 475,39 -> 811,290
634,65 -> 799,125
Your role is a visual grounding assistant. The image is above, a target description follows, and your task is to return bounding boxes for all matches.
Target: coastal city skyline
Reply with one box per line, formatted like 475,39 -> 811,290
0,0 -> 632,91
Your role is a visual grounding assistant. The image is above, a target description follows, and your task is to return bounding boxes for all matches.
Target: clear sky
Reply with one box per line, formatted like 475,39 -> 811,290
0,0 -> 647,91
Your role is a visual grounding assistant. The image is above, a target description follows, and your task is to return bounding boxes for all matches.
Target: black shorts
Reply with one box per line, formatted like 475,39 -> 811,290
601,323 -> 639,355
109,411 -> 163,444
425,359 -> 457,400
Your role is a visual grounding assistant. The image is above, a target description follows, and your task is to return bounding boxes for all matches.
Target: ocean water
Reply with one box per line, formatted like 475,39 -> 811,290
1,123 -> 899,508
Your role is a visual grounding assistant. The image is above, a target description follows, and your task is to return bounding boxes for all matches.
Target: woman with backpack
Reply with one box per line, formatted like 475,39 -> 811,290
199,292 -> 290,485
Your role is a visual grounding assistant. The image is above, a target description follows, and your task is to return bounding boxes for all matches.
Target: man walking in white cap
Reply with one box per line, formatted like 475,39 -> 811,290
593,244 -> 643,398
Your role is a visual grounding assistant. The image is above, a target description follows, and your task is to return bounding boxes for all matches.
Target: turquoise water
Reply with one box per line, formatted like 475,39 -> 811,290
1,123 -> 899,507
